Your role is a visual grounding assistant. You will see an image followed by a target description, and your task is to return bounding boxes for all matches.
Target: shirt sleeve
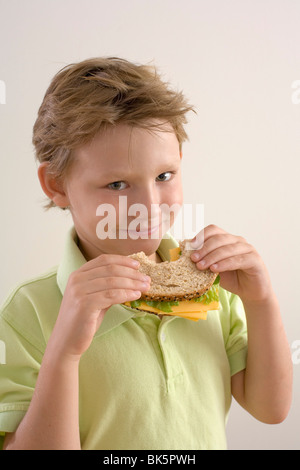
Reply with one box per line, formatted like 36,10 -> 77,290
0,288 -> 44,447
219,288 -> 248,376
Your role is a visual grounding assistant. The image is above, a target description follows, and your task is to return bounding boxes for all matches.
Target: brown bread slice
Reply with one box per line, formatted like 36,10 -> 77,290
129,240 -> 218,301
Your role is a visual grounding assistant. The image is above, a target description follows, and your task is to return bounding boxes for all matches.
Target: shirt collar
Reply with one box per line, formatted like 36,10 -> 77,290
57,226 -> 179,336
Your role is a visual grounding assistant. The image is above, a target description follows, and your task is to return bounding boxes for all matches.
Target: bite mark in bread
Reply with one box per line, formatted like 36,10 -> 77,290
129,240 -> 218,301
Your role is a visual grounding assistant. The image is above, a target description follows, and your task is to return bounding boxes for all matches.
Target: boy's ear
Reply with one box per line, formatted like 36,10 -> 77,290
37,162 -> 70,208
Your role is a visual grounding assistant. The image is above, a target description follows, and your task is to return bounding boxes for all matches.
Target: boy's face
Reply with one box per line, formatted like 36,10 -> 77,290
62,122 -> 183,260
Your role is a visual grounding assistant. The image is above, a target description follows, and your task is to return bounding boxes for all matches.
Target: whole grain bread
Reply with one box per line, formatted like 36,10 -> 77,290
129,239 -> 218,301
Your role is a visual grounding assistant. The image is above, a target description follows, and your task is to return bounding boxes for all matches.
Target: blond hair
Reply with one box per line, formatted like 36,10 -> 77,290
32,57 -> 195,209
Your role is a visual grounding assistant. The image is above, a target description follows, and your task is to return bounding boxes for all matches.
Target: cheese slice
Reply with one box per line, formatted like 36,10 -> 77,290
169,246 -> 182,261
124,299 -> 219,321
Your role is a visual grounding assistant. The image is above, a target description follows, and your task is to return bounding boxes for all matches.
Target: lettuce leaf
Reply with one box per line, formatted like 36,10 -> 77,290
130,276 -> 219,312
193,284 -> 219,305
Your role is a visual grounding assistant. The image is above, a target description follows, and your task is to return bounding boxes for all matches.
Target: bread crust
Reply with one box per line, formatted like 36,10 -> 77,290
129,240 -> 218,301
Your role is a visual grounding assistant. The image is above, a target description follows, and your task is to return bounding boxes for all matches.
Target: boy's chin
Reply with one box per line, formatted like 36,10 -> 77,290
121,235 -> 163,254
100,234 -> 163,257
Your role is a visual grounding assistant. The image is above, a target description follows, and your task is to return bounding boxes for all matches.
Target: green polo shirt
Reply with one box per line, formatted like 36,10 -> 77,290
0,228 -> 247,450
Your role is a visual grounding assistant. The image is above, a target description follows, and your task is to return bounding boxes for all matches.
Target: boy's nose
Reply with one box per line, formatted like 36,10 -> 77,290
132,186 -> 161,211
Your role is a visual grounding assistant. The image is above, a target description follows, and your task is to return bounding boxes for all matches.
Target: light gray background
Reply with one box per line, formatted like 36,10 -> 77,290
0,0 -> 299,450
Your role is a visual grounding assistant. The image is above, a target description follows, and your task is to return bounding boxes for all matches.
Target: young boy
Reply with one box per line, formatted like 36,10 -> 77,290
0,57 -> 292,450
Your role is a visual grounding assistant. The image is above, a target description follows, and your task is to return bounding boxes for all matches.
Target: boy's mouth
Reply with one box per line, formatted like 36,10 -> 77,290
118,222 -> 162,238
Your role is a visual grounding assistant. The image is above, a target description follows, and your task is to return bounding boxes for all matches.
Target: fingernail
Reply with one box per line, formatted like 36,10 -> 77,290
190,239 -> 199,249
191,253 -> 201,261
197,260 -> 206,267
141,282 -> 150,289
132,290 -> 141,296
190,235 -> 204,249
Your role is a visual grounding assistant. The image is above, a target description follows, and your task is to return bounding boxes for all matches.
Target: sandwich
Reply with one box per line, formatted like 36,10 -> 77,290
123,240 -> 220,321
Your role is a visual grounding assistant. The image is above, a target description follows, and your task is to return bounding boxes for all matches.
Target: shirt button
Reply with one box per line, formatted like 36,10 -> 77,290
161,332 -> 166,342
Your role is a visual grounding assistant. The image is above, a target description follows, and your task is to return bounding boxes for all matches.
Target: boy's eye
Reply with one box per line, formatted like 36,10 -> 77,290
107,172 -> 175,191
156,171 -> 174,182
107,181 -> 128,191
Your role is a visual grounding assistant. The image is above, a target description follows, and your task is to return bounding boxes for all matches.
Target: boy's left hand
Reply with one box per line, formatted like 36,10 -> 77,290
190,224 -> 273,304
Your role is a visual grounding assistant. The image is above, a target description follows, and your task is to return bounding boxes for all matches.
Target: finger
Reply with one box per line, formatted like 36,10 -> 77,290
194,242 -> 253,270
79,253 -> 140,273
84,264 -> 150,283
84,275 -> 151,296
87,287 -> 143,310
201,251 -> 257,273
190,224 -> 226,249
191,233 -> 240,262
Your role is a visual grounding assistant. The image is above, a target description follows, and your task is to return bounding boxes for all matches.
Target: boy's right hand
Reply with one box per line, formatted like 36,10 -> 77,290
49,254 -> 151,360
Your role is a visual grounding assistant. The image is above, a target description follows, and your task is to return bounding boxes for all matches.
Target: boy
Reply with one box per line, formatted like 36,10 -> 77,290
0,57 -> 292,450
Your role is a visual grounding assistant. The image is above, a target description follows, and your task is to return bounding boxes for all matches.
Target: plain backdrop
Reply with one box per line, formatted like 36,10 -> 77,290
0,0 -> 299,450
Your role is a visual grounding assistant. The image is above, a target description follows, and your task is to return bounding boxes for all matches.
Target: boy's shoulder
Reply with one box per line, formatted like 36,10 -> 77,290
1,266 -> 59,311
0,266 -> 62,351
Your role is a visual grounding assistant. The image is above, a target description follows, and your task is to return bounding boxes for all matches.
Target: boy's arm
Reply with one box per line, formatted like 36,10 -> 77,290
231,294 -> 293,423
3,254 -> 150,450
3,340 -> 81,450
191,225 -> 293,424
